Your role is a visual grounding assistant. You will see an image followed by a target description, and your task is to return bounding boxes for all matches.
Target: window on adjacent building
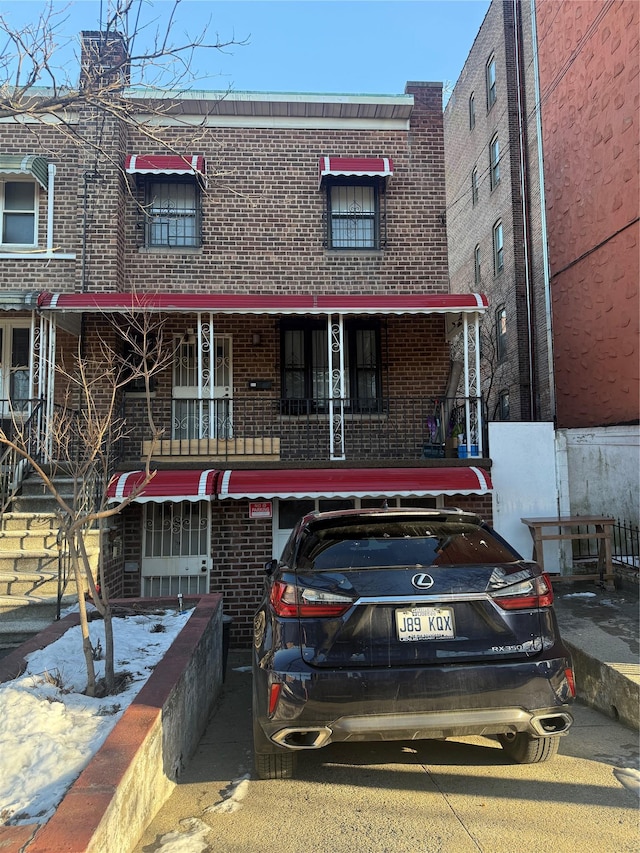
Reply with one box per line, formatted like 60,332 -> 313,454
469,93 -> 476,129
490,135 -> 500,190
498,389 -> 510,420
496,306 -> 507,362
281,320 -> 382,413
471,168 -> 479,205
493,220 -> 504,275
1,181 -> 37,246
145,179 -> 201,248
474,244 -> 481,285
326,181 -> 382,250
486,55 -> 497,110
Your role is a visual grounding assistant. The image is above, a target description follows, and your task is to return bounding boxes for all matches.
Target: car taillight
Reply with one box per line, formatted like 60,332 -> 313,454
491,572 -> 554,610
565,666 -> 576,698
270,580 -> 353,617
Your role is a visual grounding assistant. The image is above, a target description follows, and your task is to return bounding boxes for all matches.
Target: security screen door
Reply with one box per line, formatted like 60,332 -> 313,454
172,333 -> 232,440
141,500 -> 211,596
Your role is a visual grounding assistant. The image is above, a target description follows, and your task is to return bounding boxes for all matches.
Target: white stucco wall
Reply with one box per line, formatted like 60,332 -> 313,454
556,425 -> 640,524
489,422 -> 567,570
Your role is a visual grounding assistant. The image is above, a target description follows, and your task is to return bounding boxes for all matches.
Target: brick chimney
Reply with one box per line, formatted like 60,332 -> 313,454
80,30 -> 130,92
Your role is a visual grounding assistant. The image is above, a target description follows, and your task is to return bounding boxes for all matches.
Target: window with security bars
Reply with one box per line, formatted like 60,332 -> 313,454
145,179 -> 201,248
327,182 -> 383,249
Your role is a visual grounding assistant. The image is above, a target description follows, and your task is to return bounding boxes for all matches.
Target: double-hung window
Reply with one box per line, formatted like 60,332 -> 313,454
281,320 -> 382,413
474,244 -> 481,285
489,135 -> 500,190
469,93 -> 476,130
486,55 -> 497,110
1,181 -> 37,246
328,182 -> 379,249
471,168 -> 479,205
496,305 -> 507,362
145,179 -> 201,248
493,220 -> 504,275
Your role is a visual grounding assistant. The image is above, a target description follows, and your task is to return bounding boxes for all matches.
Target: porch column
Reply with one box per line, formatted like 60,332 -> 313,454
34,313 -> 56,463
327,314 -> 345,461
197,313 -> 215,439
462,313 -> 482,454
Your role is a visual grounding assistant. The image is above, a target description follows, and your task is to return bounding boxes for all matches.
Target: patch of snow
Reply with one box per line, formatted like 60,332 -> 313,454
0,608 -> 192,827
154,817 -> 211,853
562,592 -> 597,598
205,773 -> 251,815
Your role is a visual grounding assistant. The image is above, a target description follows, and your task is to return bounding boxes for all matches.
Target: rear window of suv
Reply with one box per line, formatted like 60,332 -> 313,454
295,520 -> 518,570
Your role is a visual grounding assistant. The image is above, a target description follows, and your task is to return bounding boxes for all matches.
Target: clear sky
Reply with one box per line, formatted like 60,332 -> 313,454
2,0 -> 490,97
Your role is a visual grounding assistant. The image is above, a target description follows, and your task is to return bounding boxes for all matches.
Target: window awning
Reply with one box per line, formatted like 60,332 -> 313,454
319,156 -> 393,188
38,292 -> 487,315
107,469 -> 217,503
124,155 -> 206,176
217,467 -> 492,500
0,155 -> 49,190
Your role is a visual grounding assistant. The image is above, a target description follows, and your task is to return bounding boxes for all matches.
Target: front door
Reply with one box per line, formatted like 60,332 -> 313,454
0,323 -> 31,418
172,333 -> 232,440
141,501 -> 212,596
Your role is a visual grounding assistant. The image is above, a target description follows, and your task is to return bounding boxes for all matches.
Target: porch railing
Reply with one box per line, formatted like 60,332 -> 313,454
0,399 -> 46,513
122,395 -> 487,463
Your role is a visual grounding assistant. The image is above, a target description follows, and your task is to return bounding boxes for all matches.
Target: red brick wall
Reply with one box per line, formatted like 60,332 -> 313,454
536,0 -> 639,427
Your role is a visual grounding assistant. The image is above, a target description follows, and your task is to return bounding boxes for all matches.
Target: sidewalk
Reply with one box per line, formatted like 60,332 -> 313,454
552,578 -> 639,730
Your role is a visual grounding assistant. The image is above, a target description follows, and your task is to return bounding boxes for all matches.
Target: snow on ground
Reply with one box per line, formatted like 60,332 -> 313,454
0,606 -> 192,827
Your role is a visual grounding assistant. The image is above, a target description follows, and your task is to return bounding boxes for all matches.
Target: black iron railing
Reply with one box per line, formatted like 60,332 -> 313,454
571,518 -> 639,571
121,394 -> 487,462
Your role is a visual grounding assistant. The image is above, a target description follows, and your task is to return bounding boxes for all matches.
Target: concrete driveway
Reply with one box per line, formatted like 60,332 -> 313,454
134,650 -> 639,853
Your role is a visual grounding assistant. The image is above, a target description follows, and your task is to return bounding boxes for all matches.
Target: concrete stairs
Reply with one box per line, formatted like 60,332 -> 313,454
0,472 -> 102,650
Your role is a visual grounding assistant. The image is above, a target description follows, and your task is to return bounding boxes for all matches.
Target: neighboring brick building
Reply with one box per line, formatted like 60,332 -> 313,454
0,37 -> 492,644
444,0 -> 638,529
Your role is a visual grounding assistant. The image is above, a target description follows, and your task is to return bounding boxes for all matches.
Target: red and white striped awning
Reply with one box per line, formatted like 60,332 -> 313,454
107,470 -> 217,503
319,156 -> 393,188
217,467 -> 492,500
38,292 -> 487,315
124,155 -> 206,176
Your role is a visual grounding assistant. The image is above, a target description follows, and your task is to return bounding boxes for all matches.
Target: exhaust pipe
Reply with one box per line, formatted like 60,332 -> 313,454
271,727 -> 333,749
531,713 -> 573,736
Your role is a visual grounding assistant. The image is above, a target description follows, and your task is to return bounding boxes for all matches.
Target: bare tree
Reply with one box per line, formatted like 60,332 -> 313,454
0,0 -> 246,125
0,2 -> 245,695
0,314 -> 174,696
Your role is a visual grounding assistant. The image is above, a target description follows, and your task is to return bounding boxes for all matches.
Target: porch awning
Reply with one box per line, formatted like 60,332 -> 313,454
319,156 -> 393,187
38,292 -> 487,315
0,155 -> 49,190
124,155 -> 206,176
107,469 -> 217,503
217,467 -> 493,500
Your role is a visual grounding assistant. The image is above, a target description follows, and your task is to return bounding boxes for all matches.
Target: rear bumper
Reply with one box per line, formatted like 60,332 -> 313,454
268,706 -> 574,749
256,654 -> 574,750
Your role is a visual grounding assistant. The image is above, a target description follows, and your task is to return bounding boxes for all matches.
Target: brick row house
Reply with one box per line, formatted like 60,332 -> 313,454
444,0 -> 638,558
0,34 -> 493,645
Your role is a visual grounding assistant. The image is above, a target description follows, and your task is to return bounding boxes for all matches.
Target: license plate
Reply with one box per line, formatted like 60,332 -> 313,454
395,607 -> 455,641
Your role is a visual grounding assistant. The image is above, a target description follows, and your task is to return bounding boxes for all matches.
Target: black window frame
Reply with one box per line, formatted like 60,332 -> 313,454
471,167 -> 479,205
141,176 -> 202,249
498,389 -> 510,420
324,177 -> 386,251
469,92 -> 476,129
474,243 -> 481,285
280,319 -> 383,414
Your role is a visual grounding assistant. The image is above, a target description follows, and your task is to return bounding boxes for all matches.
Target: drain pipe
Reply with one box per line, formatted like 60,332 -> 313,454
530,0 -> 556,420
513,0 -> 536,419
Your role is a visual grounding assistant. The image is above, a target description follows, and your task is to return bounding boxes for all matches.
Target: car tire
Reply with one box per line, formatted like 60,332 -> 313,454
253,716 -> 297,779
498,731 -> 560,764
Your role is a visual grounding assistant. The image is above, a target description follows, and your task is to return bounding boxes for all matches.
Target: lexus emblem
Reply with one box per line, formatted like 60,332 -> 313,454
411,573 -> 434,590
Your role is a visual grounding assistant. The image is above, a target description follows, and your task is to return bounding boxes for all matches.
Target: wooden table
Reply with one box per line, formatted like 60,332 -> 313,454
520,515 -> 615,589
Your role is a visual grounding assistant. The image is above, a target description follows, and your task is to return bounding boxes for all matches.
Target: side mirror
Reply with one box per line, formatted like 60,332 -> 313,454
264,558 -> 278,575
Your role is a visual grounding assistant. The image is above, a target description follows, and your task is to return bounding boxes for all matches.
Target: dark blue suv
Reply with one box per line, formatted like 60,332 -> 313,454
252,508 -> 575,779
